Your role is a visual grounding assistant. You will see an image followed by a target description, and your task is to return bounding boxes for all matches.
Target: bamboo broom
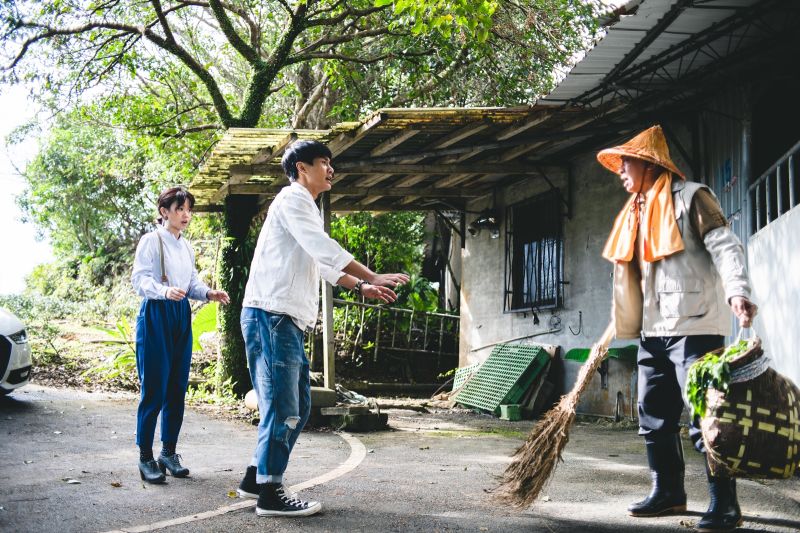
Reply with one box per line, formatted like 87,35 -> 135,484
494,322 -> 616,508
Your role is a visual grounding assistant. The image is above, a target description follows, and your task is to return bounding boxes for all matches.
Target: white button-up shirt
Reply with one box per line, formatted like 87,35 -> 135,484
131,226 -> 211,301
243,182 -> 353,330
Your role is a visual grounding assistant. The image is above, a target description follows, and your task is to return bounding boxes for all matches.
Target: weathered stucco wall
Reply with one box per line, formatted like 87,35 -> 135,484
458,153 -> 634,368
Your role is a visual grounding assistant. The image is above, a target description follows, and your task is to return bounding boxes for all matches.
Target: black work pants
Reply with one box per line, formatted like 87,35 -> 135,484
637,335 -> 724,453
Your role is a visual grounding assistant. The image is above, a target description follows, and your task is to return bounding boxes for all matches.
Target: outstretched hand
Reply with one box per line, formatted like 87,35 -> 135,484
730,296 -> 757,328
361,283 -> 398,303
207,290 -> 231,305
370,273 -> 410,288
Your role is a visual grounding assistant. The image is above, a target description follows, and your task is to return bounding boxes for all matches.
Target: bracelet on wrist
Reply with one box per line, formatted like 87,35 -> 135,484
353,279 -> 367,294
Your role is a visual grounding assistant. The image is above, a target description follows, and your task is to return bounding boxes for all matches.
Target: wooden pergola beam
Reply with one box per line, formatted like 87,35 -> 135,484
230,163 -> 544,176
370,129 -> 420,156
227,183 -> 484,198
327,112 -> 387,155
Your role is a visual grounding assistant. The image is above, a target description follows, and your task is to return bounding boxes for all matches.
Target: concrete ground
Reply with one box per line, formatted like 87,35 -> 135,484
1,385 -> 798,533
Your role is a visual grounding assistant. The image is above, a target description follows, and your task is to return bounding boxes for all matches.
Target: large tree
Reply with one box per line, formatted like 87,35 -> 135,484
1,1 -> 599,132
2,0 -> 600,393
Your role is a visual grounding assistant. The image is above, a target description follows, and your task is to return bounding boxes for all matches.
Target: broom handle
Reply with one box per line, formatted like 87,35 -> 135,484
597,321 -> 615,351
561,322 -> 615,408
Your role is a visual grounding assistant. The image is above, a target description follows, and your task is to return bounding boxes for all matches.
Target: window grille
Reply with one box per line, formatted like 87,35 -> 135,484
504,189 -> 564,312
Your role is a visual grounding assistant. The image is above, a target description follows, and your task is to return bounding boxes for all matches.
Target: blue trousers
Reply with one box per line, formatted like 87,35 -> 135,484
135,299 -> 192,450
241,307 -> 311,484
637,335 -> 724,453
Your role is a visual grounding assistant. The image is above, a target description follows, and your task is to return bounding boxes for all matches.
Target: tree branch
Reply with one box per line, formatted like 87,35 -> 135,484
148,0 -> 176,43
292,72 -> 328,129
294,27 -> 394,56
306,5 -> 388,27
207,0 -> 260,64
7,20 -> 236,126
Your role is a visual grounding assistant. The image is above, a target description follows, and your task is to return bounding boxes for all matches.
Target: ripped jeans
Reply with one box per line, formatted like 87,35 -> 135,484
241,307 -> 311,484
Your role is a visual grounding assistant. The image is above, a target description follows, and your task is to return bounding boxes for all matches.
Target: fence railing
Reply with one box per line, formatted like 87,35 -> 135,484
749,139 -> 800,234
309,298 -> 460,383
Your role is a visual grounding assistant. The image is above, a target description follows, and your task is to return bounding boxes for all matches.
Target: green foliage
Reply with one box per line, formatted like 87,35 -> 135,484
191,302 -> 218,352
84,316 -> 137,380
686,340 -> 751,418
330,211 -> 426,275
186,361 -> 237,406
395,274 -> 439,312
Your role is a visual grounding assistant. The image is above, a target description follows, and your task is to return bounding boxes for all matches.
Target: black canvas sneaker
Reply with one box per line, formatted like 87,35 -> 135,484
255,483 -> 321,517
237,465 -> 261,498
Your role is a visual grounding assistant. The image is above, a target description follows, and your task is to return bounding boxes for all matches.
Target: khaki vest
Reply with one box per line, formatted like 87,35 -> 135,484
612,180 -> 751,339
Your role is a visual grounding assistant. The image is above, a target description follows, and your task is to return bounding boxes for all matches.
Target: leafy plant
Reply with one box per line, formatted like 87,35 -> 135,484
186,361 -> 237,406
686,340 -> 751,418
85,316 -> 137,380
191,302 -> 218,352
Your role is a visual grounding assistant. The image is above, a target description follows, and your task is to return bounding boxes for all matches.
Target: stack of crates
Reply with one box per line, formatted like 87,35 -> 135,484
453,343 -> 550,416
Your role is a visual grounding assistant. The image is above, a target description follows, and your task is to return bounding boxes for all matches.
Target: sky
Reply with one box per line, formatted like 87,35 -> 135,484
0,85 -> 53,295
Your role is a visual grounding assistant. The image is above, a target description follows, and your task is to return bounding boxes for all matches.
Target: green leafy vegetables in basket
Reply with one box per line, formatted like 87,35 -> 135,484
686,340 -> 750,419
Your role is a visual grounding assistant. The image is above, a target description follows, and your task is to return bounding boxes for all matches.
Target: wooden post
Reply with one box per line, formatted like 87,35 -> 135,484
321,192 -> 336,390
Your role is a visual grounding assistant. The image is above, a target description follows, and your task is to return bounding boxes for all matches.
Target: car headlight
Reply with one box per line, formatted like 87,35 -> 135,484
9,329 -> 28,344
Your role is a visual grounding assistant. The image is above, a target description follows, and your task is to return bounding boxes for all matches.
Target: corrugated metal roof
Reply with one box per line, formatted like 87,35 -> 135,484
542,0 -> 762,105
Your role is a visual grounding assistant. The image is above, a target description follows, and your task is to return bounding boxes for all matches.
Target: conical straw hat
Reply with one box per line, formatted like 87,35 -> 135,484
597,125 -> 685,179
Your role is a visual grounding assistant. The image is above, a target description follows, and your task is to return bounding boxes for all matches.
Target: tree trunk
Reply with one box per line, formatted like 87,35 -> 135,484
216,194 -> 259,396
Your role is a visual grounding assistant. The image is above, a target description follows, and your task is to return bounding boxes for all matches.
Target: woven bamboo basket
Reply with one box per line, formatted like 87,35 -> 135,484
700,336 -> 800,478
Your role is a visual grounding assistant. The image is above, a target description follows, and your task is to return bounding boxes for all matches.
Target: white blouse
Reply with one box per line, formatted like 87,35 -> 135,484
131,225 -> 211,301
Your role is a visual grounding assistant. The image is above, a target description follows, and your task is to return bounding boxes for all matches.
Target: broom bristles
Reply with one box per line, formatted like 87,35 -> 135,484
493,334 -> 612,508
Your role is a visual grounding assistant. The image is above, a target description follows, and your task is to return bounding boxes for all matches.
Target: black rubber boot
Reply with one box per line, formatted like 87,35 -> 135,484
628,432 -> 687,517
696,460 -> 742,532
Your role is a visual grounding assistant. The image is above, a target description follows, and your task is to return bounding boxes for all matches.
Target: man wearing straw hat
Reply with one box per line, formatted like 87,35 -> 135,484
598,125 -> 758,532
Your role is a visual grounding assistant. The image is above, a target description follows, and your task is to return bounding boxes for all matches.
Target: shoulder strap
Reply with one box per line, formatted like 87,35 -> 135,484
156,232 -> 169,284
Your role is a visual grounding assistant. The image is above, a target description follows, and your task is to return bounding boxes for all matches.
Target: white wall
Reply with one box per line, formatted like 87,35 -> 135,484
747,204 -> 800,386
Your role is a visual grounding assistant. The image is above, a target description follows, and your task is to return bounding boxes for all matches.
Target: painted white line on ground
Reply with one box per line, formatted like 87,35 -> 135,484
102,432 -> 367,533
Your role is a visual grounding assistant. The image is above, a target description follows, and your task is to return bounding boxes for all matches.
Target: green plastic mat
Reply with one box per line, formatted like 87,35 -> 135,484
564,345 -> 638,364
454,344 -> 549,414
452,363 -> 480,391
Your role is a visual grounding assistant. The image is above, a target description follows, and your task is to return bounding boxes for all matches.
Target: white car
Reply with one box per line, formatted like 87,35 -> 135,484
0,307 -> 32,395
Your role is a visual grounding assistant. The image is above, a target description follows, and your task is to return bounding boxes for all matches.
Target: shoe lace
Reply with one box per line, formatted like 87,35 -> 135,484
167,453 -> 183,467
276,486 -> 306,508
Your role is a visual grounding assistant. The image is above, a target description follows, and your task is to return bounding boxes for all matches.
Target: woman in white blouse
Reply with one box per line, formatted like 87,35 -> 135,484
131,186 -> 229,484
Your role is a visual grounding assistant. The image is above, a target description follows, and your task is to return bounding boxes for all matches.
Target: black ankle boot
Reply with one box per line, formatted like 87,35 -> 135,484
696,460 -> 742,532
158,453 -> 189,477
628,433 -> 687,517
139,459 -> 166,484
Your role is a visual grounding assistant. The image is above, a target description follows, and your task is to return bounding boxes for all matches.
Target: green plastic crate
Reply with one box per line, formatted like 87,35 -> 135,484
452,363 -> 480,391
454,343 -> 549,414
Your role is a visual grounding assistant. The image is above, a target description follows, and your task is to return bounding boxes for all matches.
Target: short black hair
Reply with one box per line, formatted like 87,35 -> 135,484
281,140 -> 333,181
156,186 -> 195,223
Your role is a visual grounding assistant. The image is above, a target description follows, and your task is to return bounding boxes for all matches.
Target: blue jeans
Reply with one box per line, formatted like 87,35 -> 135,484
135,299 -> 192,450
241,307 -> 311,484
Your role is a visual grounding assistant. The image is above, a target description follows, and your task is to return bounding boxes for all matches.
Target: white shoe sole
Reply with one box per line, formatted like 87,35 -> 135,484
237,488 -> 259,499
255,502 -> 322,517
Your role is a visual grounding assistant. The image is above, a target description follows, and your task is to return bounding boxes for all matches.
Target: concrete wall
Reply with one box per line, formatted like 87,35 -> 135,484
747,204 -> 800,386
458,153 -> 635,368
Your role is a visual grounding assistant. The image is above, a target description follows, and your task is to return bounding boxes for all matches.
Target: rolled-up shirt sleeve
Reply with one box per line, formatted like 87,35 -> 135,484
186,244 -> 211,302
131,234 -> 168,300
319,263 -> 345,286
277,193 -> 354,273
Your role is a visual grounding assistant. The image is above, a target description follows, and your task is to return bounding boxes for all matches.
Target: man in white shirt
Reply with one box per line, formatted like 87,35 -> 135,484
237,140 -> 409,517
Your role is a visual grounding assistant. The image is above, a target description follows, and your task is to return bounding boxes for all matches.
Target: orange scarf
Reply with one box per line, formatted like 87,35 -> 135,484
602,172 -> 684,263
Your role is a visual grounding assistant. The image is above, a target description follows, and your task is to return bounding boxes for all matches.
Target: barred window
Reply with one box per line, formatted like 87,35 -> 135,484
504,189 -> 564,311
